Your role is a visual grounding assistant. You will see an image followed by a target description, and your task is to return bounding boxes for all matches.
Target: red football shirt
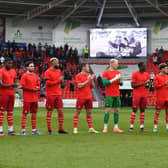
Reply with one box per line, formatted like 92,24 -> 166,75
154,74 -> 168,100
102,70 -> 121,97
131,71 -> 150,97
0,67 -> 17,95
44,68 -> 62,96
75,73 -> 92,99
20,72 -> 40,102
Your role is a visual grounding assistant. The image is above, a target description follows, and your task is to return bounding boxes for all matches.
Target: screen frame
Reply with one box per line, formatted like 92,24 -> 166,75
89,27 -> 148,58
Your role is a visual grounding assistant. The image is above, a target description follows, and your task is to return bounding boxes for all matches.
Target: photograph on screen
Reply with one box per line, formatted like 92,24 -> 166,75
90,28 -> 147,58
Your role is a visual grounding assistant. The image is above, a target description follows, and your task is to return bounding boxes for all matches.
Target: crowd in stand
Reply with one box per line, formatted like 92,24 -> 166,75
152,46 -> 166,65
0,41 -> 79,71
0,41 -> 82,97
150,46 -> 168,92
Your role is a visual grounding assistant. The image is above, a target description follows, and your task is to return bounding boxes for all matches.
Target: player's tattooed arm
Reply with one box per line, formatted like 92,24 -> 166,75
45,78 -> 61,86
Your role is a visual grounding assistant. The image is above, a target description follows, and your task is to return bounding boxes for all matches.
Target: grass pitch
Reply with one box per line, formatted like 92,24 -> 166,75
0,107 -> 168,168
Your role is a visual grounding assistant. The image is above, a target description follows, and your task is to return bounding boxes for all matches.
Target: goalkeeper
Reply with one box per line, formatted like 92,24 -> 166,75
102,59 -> 124,133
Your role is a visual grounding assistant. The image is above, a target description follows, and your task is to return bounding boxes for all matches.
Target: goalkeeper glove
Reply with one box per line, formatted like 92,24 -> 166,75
109,74 -> 121,83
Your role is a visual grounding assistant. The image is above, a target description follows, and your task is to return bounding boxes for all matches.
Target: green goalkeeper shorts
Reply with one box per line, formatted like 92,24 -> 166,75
105,96 -> 121,108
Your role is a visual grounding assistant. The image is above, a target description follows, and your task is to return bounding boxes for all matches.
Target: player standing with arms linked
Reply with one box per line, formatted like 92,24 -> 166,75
129,62 -> 150,132
0,57 -> 19,136
44,58 -> 68,135
20,61 -> 40,136
102,59 -> 124,133
153,63 -> 168,132
73,63 -> 98,134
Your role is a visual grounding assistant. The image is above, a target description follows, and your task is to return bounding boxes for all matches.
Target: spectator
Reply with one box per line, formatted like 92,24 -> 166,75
64,70 -> 69,80
166,59 -> 168,66
155,48 -> 159,53
62,61 -> 67,70
17,57 -> 21,69
59,64 -> 63,72
76,65 -> 81,74
23,44 -> 27,53
120,92 -> 125,106
46,45 -> 50,57
64,43 -> 69,52
127,91 -> 133,106
12,40 -> 16,52
49,45 -> 54,57
28,43 -> 32,54
153,54 -> 158,65
159,46 -> 164,53
44,43 -> 48,52
44,63 -> 49,71
70,66 -> 74,75
39,65 -> 43,75
32,43 -> 37,58
97,75 -> 103,88
68,47 -> 72,57
149,79 -> 154,92
52,44 -> 56,57
69,73 -> 72,80
70,81 -> 74,92
7,40 -> 11,52
38,42 -> 42,55
150,72 -> 155,81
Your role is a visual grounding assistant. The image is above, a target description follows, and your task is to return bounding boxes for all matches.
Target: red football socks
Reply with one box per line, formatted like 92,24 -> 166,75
46,111 -> 52,131
87,115 -> 93,129
73,114 -> 79,128
130,112 -> 136,125
7,111 -> 13,127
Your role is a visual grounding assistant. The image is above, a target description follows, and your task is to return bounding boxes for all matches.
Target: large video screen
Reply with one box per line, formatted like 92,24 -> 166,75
89,28 -> 147,58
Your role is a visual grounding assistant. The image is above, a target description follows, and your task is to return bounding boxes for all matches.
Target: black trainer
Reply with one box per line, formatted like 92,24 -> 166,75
48,130 -> 52,135
58,130 -> 68,134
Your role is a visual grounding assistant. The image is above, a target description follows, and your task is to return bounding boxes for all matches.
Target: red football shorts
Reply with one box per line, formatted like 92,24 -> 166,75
23,102 -> 38,115
155,100 -> 168,110
132,96 -> 147,110
76,99 -> 93,110
0,95 -> 14,112
46,95 -> 63,110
